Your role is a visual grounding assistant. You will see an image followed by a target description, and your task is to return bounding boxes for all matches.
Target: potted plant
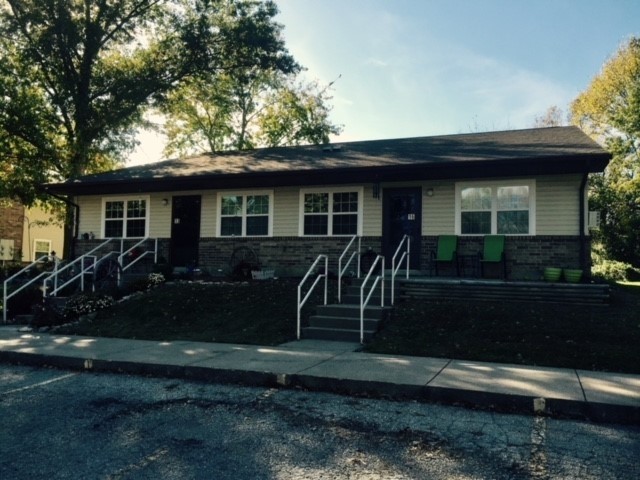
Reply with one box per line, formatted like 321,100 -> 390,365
543,267 -> 562,282
563,268 -> 583,283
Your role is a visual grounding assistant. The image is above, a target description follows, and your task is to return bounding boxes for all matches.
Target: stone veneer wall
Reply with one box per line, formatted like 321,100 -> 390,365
198,236 -> 383,277
74,235 -> 590,281
420,235 -> 589,281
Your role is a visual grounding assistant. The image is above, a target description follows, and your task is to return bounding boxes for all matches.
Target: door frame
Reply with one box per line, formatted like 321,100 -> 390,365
170,195 -> 202,267
382,187 -> 422,269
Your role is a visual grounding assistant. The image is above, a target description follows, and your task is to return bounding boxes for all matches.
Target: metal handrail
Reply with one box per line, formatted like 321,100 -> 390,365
297,254 -> 328,340
338,235 -> 361,303
118,238 -> 157,271
2,255 -> 52,323
45,253 -> 107,297
391,235 -> 411,305
118,238 -> 158,285
360,255 -> 385,344
42,238 -> 117,297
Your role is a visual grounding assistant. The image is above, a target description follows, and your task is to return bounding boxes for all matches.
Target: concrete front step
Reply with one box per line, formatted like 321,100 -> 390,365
399,279 -> 611,305
308,315 -> 381,331
315,304 -> 391,320
301,326 -> 377,342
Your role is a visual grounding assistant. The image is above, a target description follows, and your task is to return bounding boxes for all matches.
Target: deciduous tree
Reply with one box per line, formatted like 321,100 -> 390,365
161,69 -> 342,157
0,0 -> 297,203
571,37 -> 640,266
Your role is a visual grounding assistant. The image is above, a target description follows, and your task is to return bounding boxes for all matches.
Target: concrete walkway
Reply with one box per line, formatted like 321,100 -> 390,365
0,326 -> 638,425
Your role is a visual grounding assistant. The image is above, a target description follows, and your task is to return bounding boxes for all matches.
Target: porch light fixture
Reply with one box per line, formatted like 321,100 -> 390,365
162,198 -> 169,206
372,183 -> 380,199
426,188 -> 434,197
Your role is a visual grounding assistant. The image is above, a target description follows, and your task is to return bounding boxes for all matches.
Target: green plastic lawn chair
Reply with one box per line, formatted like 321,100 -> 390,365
433,235 -> 459,276
480,235 -> 506,279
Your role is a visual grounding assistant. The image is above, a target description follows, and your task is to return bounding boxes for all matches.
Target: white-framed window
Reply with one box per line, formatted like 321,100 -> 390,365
299,187 -> 363,236
101,196 -> 149,238
455,180 -> 535,235
33,239 -> 51,261
217,191 -> 273,237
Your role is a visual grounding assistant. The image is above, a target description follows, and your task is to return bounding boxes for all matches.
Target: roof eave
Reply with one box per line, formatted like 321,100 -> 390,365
42,153 -> 610,196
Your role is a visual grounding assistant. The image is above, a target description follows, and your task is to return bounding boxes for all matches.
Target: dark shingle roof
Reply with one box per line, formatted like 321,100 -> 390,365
44,126 -> 610,195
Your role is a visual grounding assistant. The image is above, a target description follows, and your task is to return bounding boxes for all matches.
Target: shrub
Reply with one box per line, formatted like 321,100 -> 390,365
152,261 -> 173,279
147,272 -> 165,287
591,260 -> 631,282
5,286 -> 43,317
63,293 -> 114,319
591,241 -> 638,282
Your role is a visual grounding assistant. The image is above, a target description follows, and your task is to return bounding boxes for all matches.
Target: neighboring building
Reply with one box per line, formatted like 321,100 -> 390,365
43,126 -> 610,280
0,200 -> 64,263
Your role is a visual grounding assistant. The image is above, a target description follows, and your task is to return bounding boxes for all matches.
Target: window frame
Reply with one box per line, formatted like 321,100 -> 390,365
33,238 -> 52,262
216,190 -> 274,237
298,187 -> 363,237
455,180 -> 536,235
101,196 -> 150,239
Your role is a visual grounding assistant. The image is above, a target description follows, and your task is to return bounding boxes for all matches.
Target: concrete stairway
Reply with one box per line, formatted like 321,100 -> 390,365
399,278 -> 611,305
302,278 -> 395,342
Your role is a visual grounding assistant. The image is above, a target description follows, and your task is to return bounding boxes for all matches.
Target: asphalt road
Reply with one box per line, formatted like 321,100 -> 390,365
0,364 -> 638,479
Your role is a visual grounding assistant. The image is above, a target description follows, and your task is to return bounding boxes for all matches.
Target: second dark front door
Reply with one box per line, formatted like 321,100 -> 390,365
171,195 -> 202,267
382,187 -> 422,270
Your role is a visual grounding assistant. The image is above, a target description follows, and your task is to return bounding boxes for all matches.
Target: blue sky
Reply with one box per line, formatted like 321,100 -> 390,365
129,0 -> 640,165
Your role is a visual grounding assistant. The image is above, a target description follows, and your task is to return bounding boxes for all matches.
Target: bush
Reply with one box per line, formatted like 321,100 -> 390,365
152,262 -> 173,279
591,259 -> 632,282
123,272 -> 166,294
63,293 -> 115,319
4,286 -> 43,317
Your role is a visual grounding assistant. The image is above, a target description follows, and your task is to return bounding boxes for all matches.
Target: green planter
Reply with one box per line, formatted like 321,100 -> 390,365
563,269 -> 583,283
543,267 -> 562,282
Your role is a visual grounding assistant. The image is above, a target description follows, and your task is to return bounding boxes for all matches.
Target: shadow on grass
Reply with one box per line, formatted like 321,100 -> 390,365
365,282 -> 640,374
58,280 -> 640,373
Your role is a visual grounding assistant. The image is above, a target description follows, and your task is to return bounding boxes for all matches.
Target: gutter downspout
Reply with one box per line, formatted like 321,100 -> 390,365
579,170 -> 589,276
43,190 -> 80,260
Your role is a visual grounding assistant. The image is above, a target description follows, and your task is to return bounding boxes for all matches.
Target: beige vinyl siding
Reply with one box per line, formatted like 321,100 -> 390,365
273,187 -> 299,236
22,206 -> 65,261
536,174 -> 581,235
75,196 -> 102,236
423,182 -> 454,235
200,193 -> 216,237
75,173 -> 583,240
362,185 -> 382,236
77,191 -> 210,239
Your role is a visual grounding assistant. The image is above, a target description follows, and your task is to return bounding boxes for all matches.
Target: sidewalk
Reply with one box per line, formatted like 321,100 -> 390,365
0,326 -> 638,425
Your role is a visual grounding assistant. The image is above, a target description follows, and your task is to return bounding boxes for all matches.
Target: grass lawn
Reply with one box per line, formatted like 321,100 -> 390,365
57,279 -> 321,346
366,282 -> 640,374
58,279 -> 640,374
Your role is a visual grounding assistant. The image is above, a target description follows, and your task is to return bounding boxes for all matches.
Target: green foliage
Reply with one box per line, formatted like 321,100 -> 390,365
3,286 -> 42,317
124,272 -> 166,294
0,0 -> 297,204
591,241 -> 638,282
571,38 -> 640,267
161,68 -> 342,156
63,293 -> 115,319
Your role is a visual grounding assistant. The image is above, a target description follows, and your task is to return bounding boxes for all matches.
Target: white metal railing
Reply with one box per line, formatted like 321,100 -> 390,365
391,235 -> 411,305
360,255 -> 385,344
337,235 -> 361,303
2,255 -> 53,323
42,238 -> 117,297
118,238 -> 158,284
297,254 -> 328,340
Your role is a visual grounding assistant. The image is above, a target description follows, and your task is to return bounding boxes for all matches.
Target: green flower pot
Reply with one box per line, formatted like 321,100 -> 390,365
544,267 -> 562,282
563,269 -> 582,283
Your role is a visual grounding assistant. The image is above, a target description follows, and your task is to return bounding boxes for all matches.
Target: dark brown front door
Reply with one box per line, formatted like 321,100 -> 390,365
170,195 -> 201,267
382,187 -> 422,269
